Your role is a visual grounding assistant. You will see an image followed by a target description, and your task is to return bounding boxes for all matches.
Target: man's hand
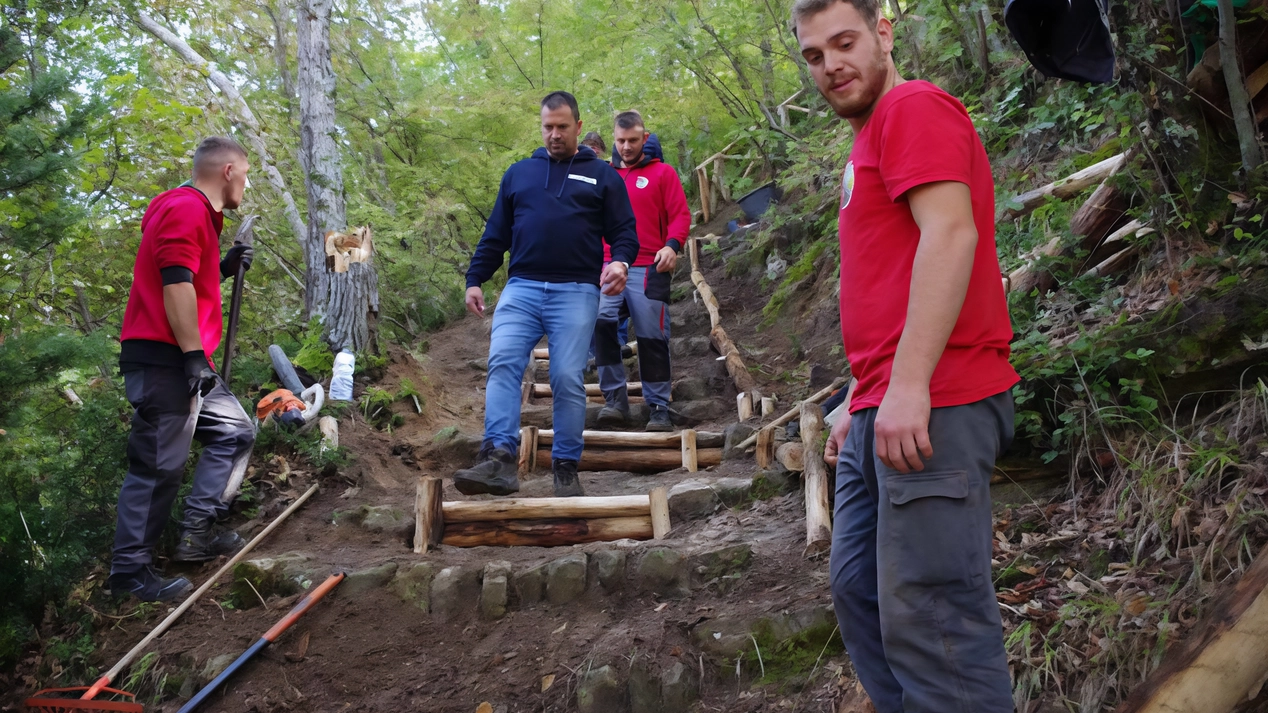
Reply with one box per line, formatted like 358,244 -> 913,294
653,246 -> 677,273
873,382 -> 933,473
183,350 -> 217,398
601,261 -> 628,296
465,286 -> 485,318
220,244 -> 254,279
824,410 -> 853,467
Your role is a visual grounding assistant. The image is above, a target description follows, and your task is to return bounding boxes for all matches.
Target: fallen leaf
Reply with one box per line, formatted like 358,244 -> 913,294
476,703 -> 493,713
654,602 -> 669,612
1124,595 -> 1150,616
669,646 -> 683,657
541,674 -> 556,693
551,623 -> 567,635
1067,579 -> 1090,595
1167,279 -> 1180,295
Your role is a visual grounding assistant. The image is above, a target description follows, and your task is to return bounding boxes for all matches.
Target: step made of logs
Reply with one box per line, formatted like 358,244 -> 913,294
536,429 -> 724,449
531,382 -> 641,398
536,447 -> 722,472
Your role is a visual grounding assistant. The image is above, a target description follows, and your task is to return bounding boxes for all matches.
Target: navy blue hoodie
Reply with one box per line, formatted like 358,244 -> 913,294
466,145 -> 639,289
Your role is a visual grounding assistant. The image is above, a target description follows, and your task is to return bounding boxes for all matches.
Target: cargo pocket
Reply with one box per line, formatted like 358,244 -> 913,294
883,470 -> 980,586
644,269 -> 671,303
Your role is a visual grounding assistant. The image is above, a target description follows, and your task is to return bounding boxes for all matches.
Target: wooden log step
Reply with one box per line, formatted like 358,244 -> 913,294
533,382 -> 641,398
537,429 -> 724,448
537,447 -> 723,473
442,516 -> 653,547
534,342 -> 637,361
443,494 -> 650,522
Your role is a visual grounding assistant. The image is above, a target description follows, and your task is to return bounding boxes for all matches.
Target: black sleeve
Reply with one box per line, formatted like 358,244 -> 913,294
161,266 -> 194,285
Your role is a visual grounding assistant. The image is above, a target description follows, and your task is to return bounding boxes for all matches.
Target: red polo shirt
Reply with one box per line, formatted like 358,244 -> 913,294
838,81 -> 1018,412
119,185 -> 225,369
606,159 -> 692,266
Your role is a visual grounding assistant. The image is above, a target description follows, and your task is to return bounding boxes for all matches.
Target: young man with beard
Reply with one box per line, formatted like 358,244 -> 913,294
794,1 -> 1019,711
459,91 -> 639,498
595,111 -> 691,432
110,136 -> 256,602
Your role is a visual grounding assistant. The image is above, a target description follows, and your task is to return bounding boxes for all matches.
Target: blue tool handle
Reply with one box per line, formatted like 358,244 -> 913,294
177,637 -> 269,713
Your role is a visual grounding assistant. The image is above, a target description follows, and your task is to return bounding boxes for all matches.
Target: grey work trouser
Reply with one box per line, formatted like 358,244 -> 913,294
111,367 -> 255,575
595,265 -> 672,408
829,390 -> 1015,713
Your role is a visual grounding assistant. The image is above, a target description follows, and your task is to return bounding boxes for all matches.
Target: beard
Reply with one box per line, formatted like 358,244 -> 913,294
823,47 -> 889,120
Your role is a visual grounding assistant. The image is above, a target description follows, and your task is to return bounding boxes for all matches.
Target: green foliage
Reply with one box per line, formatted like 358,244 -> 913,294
291,317 -> 335,377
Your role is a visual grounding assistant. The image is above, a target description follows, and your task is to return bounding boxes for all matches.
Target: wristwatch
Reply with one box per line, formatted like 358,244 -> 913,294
615,260 -> 630,272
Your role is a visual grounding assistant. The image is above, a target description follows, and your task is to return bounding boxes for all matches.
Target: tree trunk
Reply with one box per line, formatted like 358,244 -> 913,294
1217,0 -> 1265,174
296,0 -> 379,352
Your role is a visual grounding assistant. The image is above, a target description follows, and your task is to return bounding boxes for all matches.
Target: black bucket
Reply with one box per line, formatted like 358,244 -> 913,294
737,182 -> 781,222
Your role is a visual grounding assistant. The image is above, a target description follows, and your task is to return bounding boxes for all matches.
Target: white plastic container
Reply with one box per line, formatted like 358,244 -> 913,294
330,350 -> 356,401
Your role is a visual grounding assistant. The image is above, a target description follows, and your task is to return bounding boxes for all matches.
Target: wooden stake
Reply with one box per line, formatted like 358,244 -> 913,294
761,395 -> 776,417
532,382 -> 641,398
688,235 -> 702,271
649,487 -> 671,540
318,415 -> 339,451
442,516 -> 653,548
755,426 -> 775,469
736,377 -> 848,451
521,379 -> 533,405
737,392 -> 753,421
443,494 -> 650,523
1001,152 -> 1127,221
414,476 -> 444,554
800,402 -> 832,556
537,447 -> 722,473
681,429 -> 699,472
539,429 -> 724,448
518,426 -> 538,475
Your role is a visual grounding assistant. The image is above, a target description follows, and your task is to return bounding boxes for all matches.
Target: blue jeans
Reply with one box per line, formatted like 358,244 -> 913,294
484,278 -> 599,462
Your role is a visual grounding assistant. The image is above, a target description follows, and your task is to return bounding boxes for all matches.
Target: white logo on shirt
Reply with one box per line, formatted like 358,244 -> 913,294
841,162 -> 855,210
636,176 -> 649,189
568,174 -> 597,185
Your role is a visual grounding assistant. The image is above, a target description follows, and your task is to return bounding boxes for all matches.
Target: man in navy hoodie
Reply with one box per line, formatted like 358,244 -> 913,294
459,91 -> 640,497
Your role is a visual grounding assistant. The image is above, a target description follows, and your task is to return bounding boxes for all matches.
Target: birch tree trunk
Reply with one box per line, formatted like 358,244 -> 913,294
296,0 -> 379,352
1217,0 -> 1264,174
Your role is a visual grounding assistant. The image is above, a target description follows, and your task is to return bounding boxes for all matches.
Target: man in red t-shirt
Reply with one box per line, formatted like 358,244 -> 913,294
109,137 -> 256,603
795,1 -> 1019,711
594,111 -> 692,432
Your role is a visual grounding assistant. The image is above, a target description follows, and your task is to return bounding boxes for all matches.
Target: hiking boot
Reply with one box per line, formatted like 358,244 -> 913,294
620,344 -> 635,360
107,566 -> 193,603
553,459 -> 585,497
597,386 -> 630,429
454,447 -> 520,496
646,404 -> 673,432
172,521 -> 245,562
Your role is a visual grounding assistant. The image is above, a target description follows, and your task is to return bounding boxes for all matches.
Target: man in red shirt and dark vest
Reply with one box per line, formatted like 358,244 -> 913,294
795,1 -> 1019,711
595,110 -> 692,432
109,136 -> 256,602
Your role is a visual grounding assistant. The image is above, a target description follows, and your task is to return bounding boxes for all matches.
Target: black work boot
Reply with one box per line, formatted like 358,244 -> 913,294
597,386 -> 630,429
553,458 -> 585,497
107,566 -> 193,602
454,447 -> 520,496
646,404 -> 673,432
172,520 -> 245,562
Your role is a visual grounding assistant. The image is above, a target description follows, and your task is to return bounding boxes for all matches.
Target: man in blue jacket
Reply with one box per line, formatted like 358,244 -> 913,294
460,91 -> 640,497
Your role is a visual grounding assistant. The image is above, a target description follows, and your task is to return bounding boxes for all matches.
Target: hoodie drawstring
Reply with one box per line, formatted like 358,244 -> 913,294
557,154 -> 577,198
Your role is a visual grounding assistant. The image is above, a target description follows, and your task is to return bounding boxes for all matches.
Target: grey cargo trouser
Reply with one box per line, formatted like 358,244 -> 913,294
829,390 -> 1014,713
111,367 -> 254,575
595,265 -> 672,408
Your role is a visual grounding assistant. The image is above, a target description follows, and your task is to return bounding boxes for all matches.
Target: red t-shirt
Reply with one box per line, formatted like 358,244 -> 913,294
605,159 -> 692,266
838,81 -> 1018,412
119,186 -> 225,367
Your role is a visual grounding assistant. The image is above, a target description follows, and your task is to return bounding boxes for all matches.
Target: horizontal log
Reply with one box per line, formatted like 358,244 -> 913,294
442,516 -> 653,547
537,448 -> 723,473
691,269 -> 722,330
534,342 -> 637,361
537,429 -> 724,448
777,441 -> 804,472
533,382 -> 641,398
1002,152 -> 1127,220
443,494 -> 650,523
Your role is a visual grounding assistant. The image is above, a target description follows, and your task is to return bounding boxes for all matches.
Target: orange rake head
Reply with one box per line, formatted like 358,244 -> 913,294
24,687 -> 142,713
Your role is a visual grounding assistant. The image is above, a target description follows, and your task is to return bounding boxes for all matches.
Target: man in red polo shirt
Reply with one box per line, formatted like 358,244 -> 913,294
794,1 -> 1019,711
109,136 -> 256,602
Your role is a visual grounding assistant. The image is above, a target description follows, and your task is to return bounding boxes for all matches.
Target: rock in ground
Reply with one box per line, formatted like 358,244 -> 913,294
722,423 -> 757,460
688,544 -> 753,590
513,562 -> 547,605
635,548 -> 688,597
668,480 -> 718,519
588,549 -> 627,593
481,561 -> 512,619
431,565 -> 481,621
546,553 -> 588,604
660,661 -> 699,712
577,664 -> 626,713
340,561 -> 398,596
390,562 -> 436,612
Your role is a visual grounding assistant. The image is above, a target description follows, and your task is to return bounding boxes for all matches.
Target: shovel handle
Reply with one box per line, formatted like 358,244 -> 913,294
264,572 -> 345,642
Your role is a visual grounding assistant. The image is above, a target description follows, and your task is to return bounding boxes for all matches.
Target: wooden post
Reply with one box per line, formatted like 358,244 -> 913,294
681,429 -> 699,472
761,396 -> 776,417
697,167 -> 712,223
755,426 -> 775,469
688,236 -> 701,272
414,476 -> 443,553
521,379 -> 533,405
518,426 -> 538,475
800,402 -> 832,556
737,392 -> 753,421
736,377 -> 848,451
713,155 -> 729,202
649,487 -> 671,540
318,415 -> 339,452
777,441 -> 804,472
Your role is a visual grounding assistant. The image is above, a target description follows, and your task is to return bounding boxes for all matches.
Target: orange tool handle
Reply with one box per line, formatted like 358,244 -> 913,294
80,675 -> 114,701
262,572 -> 345,642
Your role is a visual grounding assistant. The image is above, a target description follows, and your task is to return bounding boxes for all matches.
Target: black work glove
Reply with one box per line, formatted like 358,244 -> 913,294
183,350 -> 217,397
220,244 -> 254,280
